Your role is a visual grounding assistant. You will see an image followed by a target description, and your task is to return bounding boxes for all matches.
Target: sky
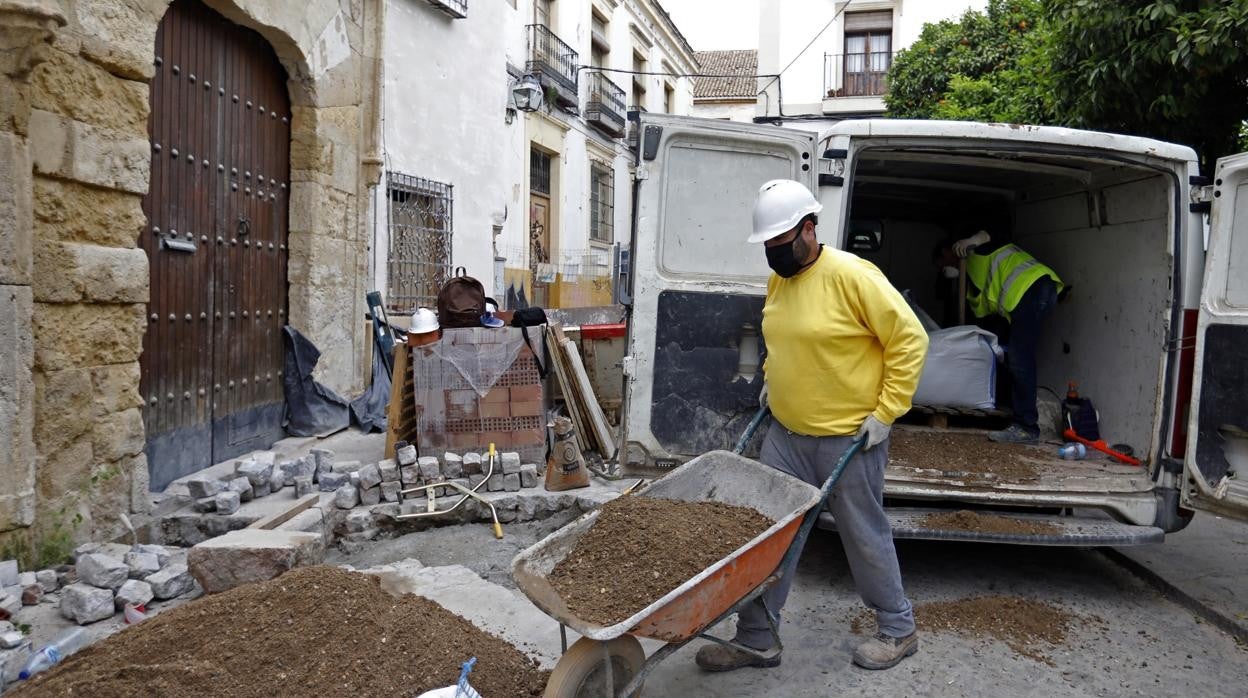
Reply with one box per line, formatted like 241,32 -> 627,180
661,0 -> 760,52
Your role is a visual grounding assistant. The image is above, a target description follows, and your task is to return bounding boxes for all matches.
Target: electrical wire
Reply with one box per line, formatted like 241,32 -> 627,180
755,0 -> 856,117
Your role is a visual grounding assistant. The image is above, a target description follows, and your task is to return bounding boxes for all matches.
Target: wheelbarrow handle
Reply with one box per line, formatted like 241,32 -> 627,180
777,435 -> 867,575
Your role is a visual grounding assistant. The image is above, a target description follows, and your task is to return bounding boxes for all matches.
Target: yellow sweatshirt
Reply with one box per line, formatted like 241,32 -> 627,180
762,246 -> 928,436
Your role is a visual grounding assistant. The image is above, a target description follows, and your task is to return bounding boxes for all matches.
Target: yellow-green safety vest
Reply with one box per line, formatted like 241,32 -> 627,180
965,244 -> 1063,321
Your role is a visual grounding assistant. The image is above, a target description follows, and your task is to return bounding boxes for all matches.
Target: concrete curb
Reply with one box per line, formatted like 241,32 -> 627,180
1099,548 -> 1248,644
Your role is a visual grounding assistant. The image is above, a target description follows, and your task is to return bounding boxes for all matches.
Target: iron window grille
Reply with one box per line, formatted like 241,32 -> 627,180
590,163 -> 614,243
386,173 -> 453,312
423,0 -> 467,19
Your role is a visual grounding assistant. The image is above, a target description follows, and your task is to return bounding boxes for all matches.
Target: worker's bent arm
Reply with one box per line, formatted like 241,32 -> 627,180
854,264 -> 929,425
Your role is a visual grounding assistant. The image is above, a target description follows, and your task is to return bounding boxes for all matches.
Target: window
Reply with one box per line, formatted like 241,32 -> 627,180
590,163 -> 614,243
664,82 -> 675,113
534,0 -> 552,28
386,173 -> 453,312
843,10 -> 892,96
631,49 -> 648,109
530,149 -> 552,195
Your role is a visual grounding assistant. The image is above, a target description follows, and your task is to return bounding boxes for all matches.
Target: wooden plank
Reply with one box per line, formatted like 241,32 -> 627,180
246,493 -> 319,530
546,324 -> 591,451
561,334 -> 616,459
384,343 -> 410,459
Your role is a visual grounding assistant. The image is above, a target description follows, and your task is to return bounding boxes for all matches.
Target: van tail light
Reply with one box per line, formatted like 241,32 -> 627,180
1169,309 -> 1199,458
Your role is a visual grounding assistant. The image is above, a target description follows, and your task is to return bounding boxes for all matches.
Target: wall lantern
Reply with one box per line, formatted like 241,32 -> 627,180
511,74 -> 544,113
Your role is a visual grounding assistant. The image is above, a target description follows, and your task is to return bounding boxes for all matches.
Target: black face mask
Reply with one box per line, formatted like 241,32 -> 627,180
766,234 -> 811,278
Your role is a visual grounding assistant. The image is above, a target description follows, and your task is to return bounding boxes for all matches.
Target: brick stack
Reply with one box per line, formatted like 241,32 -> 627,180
412,328 -> 546,463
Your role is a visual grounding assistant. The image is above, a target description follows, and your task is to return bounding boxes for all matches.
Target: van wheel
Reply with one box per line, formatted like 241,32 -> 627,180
1152,487 -> 1195,533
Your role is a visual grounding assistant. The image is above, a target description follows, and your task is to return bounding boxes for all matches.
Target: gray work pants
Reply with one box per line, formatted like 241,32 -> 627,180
734,422 -> 916,649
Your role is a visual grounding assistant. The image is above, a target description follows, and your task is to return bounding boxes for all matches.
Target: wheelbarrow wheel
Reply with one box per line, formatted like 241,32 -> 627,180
544,636 -> 646,698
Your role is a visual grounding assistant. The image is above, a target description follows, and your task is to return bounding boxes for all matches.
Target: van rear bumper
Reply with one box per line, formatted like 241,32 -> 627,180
819,507 -> 1164,546
881,481 -> 1159,527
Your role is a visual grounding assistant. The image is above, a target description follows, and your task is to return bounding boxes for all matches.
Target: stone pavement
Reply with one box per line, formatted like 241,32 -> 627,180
1111,511 -> 1248,640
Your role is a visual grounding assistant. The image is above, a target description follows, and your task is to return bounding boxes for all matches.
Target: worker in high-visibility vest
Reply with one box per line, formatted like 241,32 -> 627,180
936,230 -> 1064,444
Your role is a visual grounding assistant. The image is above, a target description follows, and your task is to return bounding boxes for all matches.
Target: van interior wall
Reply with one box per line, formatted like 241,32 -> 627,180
858,220 -> 949,316
1015,175 -> 1172,457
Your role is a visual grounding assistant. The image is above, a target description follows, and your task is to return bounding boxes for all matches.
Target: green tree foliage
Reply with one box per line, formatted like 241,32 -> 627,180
1045,0 -> 1248,168
885,0 -> 1054,124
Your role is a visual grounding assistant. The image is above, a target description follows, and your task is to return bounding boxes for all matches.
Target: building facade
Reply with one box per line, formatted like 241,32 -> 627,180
1,0 -> 377,559
374,0 -> 698,317
758,0 -> 986,117
691,49 -> 758,122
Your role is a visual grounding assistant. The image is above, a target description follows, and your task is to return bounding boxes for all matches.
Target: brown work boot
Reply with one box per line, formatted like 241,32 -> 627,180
694,643 -> 781,672
852,631 -> 919,670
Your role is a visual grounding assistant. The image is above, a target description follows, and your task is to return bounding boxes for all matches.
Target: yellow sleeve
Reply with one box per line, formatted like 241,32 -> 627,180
851,262 -> 929,425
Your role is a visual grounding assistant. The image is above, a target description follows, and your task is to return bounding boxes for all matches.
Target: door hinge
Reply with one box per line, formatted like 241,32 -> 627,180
633,165 -> 649,181
1190,184 -> 1214,214
621,355 -> 636,378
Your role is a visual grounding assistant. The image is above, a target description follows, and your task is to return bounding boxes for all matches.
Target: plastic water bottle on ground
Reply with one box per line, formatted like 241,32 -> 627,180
1058,442 -> 1087,460
18,627 -> 88,680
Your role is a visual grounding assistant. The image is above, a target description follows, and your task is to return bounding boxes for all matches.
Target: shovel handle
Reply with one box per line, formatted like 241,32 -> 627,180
1063,429 -> 1141,466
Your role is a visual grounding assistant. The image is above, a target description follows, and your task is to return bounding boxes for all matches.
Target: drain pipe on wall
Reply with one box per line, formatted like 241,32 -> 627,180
361,0 -> 386,187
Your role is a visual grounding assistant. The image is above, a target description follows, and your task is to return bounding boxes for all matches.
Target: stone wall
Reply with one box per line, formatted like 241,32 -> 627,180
0,0 -> 378,563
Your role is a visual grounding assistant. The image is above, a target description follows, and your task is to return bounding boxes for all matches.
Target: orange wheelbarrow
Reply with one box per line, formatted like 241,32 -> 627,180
512,439 -> 864,697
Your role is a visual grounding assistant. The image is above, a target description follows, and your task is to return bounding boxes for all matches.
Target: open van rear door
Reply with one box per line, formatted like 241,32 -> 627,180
1183,153 -> 1248,520
624,114 -> 818,464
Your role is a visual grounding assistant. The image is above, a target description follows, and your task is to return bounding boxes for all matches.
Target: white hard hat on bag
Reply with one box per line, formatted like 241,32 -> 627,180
410,307 -> 439,334
748,179 -> 823,244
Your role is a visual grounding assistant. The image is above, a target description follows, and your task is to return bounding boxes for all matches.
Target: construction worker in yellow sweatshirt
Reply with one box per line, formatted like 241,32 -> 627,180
694,179 -> 928,675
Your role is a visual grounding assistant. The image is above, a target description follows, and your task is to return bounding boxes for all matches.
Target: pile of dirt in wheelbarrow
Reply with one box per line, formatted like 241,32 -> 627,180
889,431 -> 1041,480
922,510 -> 1062,536
851,595 -> 1097,665
548,495 -> 774,626
12,566 -> 547,698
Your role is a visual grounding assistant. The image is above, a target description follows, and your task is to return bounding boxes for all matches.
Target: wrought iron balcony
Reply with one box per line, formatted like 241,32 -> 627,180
584,71 -> 626,137
527,24 -> 579,109
823,51 -> 896,98
423,0 -> 466,19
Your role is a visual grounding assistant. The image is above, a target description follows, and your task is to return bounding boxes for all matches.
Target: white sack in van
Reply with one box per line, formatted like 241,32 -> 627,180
913,326 -> 1002,409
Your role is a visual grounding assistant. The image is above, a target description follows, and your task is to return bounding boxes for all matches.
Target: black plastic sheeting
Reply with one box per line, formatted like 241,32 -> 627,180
281,326 -> 350,436
350,338 -> 391,433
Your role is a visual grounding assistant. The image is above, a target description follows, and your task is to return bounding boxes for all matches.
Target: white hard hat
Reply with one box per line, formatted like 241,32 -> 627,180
410,307 -> 439,334
748,179 -> 823,244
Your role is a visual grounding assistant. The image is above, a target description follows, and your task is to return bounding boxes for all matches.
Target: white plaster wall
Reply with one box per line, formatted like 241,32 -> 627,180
692,101 -> 757,122
377,0 -> 522,302
758,0 -> 986,116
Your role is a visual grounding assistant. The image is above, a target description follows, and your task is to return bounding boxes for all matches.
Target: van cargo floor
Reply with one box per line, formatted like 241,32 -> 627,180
818,507 -> 1164,546
885,427 -> 1151,494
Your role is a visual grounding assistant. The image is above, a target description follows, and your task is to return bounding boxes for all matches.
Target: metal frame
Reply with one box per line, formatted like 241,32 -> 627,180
386,172 -> 453,312
423,0 -> 467,19
589,161 -> 615,243
823,51 -> 896,98
585,70 -> 627,137
527,23 -> 579,105
555,437 -> 866,696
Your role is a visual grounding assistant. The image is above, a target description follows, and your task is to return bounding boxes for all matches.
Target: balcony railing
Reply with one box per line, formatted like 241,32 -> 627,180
528,24 -> 579,108
824,51 -> 896,98
585,71 -> 627,137
423,0 -> 466,18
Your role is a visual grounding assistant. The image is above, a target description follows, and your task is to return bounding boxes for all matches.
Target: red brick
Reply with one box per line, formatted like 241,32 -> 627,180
483,387 -> 510,403
449,432 -> 477,449
510,384 -> 542,402
510,400 -> 543,417
481,402 -> 510,419
482,431 -> 509,449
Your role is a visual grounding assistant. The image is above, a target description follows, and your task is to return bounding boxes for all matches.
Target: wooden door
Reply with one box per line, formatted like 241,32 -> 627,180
141,0 -> 290,489
529,194 -> 551,308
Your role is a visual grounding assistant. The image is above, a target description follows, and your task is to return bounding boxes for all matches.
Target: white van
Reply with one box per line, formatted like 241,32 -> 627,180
618,113 -> 1247,544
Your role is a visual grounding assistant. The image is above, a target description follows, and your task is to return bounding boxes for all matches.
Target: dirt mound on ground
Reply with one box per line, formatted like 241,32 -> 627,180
852,595 -> 1097,665
548,496 -> 774,627
890,431 -> 1041,480
13,566 -> 547,698
922,510 -> 1062,536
